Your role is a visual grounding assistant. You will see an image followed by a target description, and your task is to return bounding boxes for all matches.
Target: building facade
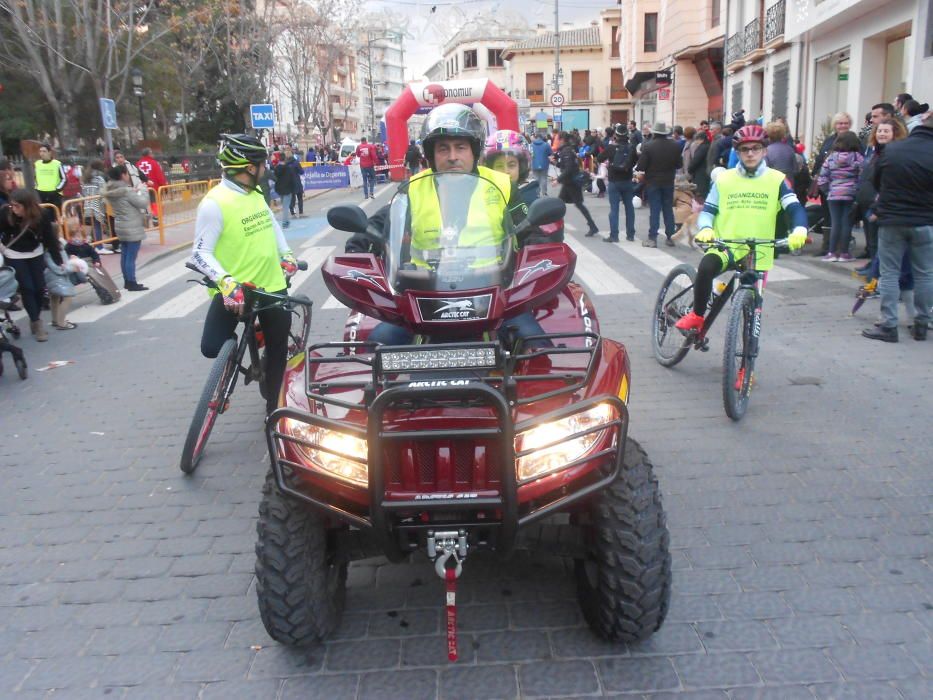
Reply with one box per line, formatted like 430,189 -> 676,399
358,26 -> 406,140
441,17 -> 533,91
784,0 -> 933,143
503,10 -> 634,134
620,0 -> 725,128
722,0 -> 794,131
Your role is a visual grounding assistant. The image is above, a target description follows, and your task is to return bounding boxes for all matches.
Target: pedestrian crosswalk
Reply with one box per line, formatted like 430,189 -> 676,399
39,228 -> 818,327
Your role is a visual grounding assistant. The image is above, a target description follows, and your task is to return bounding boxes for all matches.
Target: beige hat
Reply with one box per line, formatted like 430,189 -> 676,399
651,122 -> 672,136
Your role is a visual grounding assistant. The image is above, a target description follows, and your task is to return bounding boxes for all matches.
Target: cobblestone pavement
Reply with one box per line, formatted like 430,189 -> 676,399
0,189 -> 930,698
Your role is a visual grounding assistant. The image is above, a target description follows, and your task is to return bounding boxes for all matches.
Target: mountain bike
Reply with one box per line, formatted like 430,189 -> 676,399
651,238 -> 789,421
179,262 -> 312,474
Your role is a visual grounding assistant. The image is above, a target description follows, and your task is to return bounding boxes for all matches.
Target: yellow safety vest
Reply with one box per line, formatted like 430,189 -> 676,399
203,183 -> 285,295
34,159 -> 62,193
408,166 -> 512,267
713,167 -> 785,270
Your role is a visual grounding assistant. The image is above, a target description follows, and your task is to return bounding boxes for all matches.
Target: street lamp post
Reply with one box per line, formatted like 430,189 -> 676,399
131,68 -> 148,142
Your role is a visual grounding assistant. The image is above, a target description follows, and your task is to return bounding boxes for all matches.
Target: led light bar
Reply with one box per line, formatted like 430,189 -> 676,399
379,345 -> 499,372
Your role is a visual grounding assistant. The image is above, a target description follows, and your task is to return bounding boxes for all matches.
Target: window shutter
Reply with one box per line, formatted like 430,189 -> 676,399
731,81 -> 744,114
771,61 -> 790,120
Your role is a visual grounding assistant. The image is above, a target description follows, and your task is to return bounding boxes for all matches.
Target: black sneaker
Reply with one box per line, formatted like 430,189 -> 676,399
909,323 -> 928,341
603,237 -> 619,243
585,229 -> 599,237
125,282 -> 149,292
861,325 -> 898,343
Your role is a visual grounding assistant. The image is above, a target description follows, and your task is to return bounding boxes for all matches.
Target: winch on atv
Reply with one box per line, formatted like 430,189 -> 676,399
254,173 -> 671,660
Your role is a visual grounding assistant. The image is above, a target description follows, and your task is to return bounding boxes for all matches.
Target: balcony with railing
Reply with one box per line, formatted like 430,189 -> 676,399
744,18 -> 761,56
764,0 -> 786,45
726,32 -> 744,66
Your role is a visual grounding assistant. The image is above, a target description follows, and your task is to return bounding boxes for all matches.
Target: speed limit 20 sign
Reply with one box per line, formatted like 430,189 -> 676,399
550,92 -> 565,107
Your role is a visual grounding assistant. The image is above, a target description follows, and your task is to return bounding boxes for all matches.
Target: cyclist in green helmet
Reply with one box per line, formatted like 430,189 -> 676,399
190,133 -> 299,413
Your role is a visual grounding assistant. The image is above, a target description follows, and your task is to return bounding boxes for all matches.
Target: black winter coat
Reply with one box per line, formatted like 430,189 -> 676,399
873,125 -> 933,227
688,140 -> 711,197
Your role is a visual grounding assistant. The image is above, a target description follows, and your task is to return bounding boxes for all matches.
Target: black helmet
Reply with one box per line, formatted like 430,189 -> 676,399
420,104 -> 486,169
217,133 -> 267,172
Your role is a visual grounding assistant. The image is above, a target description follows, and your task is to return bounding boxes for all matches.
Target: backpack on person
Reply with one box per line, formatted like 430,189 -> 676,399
609,144 -> 633,177
62,166 -> 82,199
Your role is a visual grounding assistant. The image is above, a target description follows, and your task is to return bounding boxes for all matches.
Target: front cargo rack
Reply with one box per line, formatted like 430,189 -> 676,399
303,332 -> 601,412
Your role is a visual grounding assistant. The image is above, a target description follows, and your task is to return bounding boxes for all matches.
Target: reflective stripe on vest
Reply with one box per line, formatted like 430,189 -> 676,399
203,183 -> 285,295
35,159 -> 62,192
713,167 -> 785,270
408,166 -> 512,267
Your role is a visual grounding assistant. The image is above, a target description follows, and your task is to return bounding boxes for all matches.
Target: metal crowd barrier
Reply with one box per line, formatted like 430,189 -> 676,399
156,180 -> 213,245
58,196 -> 115,246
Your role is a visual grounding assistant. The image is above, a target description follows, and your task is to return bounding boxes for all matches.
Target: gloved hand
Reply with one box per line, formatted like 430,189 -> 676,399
788,226 -> 808,251
280,251 -> 298,278
696,228 -> 715,244
218,275 -> 245,314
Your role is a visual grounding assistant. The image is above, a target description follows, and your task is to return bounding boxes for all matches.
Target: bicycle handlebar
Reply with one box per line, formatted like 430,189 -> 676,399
184,261 -> 313,309
701,237 -> 789,251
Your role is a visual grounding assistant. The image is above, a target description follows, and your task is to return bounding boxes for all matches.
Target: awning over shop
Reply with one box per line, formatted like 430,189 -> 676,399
625,71 -> 655,96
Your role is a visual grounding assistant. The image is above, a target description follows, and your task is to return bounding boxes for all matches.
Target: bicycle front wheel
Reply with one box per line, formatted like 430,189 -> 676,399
722,288 -> 756,421
180,338 -> 237,474
652,264 -> 696,367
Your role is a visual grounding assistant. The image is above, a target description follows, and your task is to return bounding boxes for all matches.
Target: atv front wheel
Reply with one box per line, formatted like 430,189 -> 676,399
575,438 -> 671,642
255,471 -> 347,646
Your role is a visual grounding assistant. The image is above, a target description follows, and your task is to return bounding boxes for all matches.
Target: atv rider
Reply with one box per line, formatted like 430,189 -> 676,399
346,103 -> 549,348
482,129 -> 563,244
675,124 -> 808,334
190,133 -> 299,413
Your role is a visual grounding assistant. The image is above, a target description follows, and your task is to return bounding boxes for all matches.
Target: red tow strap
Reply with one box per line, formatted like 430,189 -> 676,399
445,566 -> 458,661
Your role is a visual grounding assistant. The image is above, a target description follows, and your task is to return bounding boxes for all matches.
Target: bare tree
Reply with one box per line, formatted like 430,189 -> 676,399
0,0 -> 172,148
272,0 -> 360,144
211,0 -> 279,129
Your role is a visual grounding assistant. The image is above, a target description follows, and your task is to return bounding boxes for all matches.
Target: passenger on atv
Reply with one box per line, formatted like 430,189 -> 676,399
344,103 -> 551,349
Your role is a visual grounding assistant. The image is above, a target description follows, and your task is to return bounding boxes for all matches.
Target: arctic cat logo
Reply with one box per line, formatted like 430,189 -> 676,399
435,299 -> 474,316
517,259 -> 557,284
408,379 -> 473,388
342,269 -> 385,291
416,294 -> 492,322
414,492 -> 479,500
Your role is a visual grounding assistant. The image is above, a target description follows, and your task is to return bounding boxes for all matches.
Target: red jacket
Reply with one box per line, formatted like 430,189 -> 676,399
136,155 -> 167,189
355,143 -> 377,168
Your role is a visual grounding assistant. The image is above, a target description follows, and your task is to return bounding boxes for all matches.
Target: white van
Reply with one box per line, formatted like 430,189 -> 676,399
339,138 -> 360,161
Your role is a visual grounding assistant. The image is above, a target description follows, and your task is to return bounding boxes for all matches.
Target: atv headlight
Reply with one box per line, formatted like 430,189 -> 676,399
514,403 -> 617,483
280,418 -> 368,487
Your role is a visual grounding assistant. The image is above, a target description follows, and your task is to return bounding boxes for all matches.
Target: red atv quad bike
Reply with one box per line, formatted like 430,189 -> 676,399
255,172 -> 671,658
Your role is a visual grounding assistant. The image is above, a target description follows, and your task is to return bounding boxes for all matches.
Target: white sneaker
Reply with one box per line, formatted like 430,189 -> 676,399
98,248 -> 115,255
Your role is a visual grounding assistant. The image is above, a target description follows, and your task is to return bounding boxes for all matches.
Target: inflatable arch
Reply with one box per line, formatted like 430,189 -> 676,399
385,79 -> 519,181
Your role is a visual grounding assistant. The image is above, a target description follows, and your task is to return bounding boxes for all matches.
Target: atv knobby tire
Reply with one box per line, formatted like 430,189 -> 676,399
255,471 -> 347,646
575,438 -> 671,642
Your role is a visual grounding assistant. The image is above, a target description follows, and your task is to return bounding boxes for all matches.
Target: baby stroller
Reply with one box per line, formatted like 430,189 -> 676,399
0,265 -> 28,380
806,201 -> 828,238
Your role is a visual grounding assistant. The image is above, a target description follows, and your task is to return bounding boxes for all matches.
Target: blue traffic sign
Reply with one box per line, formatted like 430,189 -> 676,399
250,103 -> 275,129
99,98 -> 118,130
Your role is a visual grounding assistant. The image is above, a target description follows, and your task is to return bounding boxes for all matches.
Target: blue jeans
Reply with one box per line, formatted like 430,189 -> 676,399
827,199 -> 854,255
646,185 -> 675,240
362,167 -> 376,197
878,225 -> 932,328
120,240 -> 141,285
607,179 -> 636,240
279,193 -> 292,224
532,169 -> 548,196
